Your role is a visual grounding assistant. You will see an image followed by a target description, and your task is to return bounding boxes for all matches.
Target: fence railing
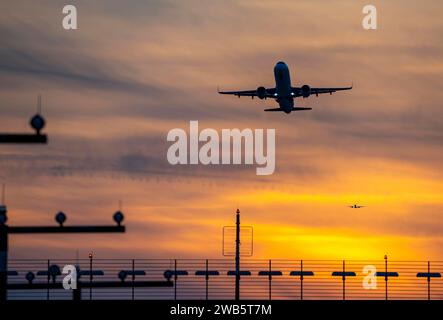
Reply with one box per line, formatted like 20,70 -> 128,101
6,259 -> 443,300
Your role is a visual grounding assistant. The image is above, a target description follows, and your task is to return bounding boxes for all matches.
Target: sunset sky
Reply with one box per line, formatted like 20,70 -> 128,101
0,0 -> 442,261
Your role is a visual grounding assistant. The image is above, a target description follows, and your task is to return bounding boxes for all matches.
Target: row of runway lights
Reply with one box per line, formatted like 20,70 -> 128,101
8,267 -> 442,284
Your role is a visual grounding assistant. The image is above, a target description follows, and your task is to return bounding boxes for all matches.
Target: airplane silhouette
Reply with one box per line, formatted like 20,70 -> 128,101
349,204 -> 366,209
218,61 -> 352,114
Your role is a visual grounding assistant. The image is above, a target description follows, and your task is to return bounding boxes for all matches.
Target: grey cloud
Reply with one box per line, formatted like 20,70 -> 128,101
1,0 -> 442,181
0,22 -> 166,96
0,47 -> 162,95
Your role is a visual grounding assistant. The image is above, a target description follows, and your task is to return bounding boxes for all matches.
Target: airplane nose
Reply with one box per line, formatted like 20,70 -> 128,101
275,61 -> 286,69
274,61 -> 288,71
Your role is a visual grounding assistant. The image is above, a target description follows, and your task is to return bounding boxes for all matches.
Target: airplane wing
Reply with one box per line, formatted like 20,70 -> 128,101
292,85 -> 353,97
218,87 -> 276,99
265,107 -> 312,112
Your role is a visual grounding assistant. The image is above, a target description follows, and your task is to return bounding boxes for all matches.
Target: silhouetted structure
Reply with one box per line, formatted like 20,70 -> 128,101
222,209 -> 254,300
0,204 -> 125,301
235,209 -> 240,300
6,258 -> 441,300
0,95 -> 47,144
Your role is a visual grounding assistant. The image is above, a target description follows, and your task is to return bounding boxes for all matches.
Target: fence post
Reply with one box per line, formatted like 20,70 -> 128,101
384,255 -> 388,300
174,259 -> 177,300
342,260 -> 345,300
132,259 -> 135,300
428,261 -> 431,300
205,259 -> 209,300
269,259 -> 272,300
300,260 -> 303,300
0,223 -> 8,302
46,259 -> 50,300
89,253 -> 93,300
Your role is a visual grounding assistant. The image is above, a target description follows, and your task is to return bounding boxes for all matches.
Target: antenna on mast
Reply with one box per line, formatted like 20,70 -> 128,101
37,94 -> 42,114
1,184 -> 5,205
30,95 -> 46,135
0,94 -> 48,144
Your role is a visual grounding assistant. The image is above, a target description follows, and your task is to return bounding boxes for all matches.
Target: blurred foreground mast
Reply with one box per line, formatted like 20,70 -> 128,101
235,208 -> 240,300
0,95 -> 48,144
0,202 -> 126,302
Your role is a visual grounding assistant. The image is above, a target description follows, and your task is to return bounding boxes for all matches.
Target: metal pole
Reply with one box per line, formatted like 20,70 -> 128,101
300,260 -> 303,300
268,259 -> 272,300
89,253 -> 93,300
132,259 -> 135,300
235,209 -> 240,301
384,255 -> 388,300
0,224 -> 8,302
205,259 -> 209,300
47,259 -> 50,300
174,259 -> 177,300
342,260 -> 345,300
428,261 -> 431,300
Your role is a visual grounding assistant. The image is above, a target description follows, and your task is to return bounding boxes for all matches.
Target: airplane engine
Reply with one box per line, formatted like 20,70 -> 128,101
301,84 -> 311,98
256,86 -> 267,99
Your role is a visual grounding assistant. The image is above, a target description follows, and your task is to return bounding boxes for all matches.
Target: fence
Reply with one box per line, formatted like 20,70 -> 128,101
6,259 -> 443,300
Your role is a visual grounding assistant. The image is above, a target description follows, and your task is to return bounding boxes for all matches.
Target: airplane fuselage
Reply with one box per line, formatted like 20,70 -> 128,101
274,61 -> 294,113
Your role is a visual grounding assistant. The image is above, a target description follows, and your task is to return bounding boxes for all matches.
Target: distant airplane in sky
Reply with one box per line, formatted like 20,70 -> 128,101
349,204 -> 366,209
218,61 -> 352,114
